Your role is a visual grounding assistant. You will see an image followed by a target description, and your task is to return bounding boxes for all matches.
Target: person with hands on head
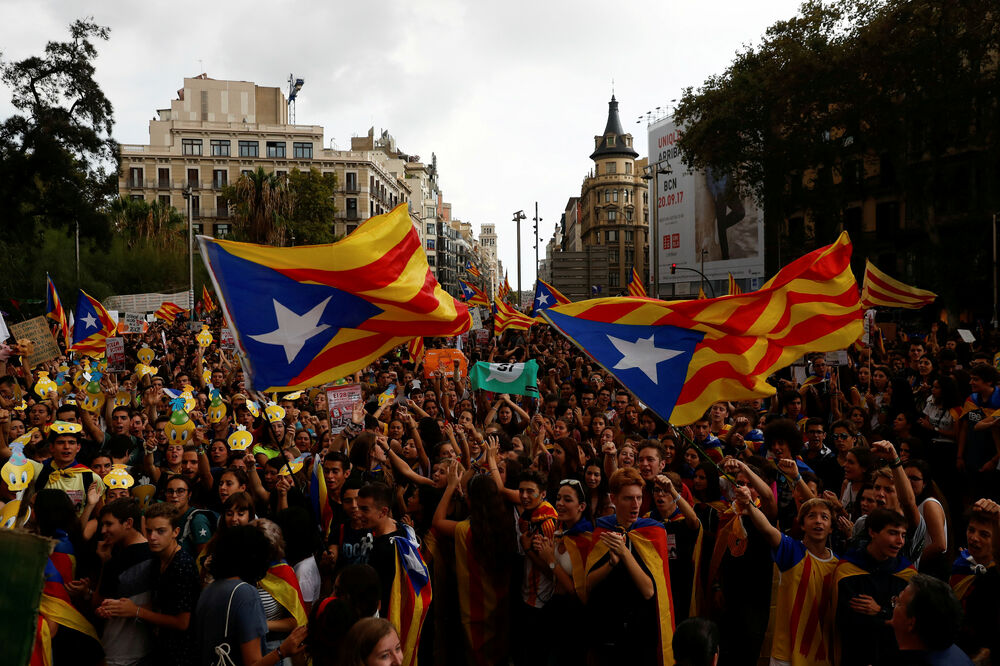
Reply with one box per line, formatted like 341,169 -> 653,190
734,484 -> 839,666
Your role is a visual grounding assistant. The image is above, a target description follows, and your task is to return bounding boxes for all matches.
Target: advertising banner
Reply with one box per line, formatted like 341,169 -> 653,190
648,117 -> 765,285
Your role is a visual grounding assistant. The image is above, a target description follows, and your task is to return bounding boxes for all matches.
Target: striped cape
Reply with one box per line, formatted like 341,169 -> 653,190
455,519 -> 509,666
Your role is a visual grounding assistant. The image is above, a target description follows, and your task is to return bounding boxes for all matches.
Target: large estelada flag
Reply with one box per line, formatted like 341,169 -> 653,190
531,279 -> 571,317
587,515 -> 675,665
494,297 -> 536,336
627,267 -> 647,298
45,274 -> 70,348
154,302 -> 187,324
539,232 -> 863,425
460,279 -> 489,307
199,204 -> 471,392
860,260 -> 936,309
69,290 -> 116,355
388,532 -> 433,666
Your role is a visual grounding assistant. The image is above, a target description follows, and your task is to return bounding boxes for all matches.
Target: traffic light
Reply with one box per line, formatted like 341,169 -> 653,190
670,263 -> 677,274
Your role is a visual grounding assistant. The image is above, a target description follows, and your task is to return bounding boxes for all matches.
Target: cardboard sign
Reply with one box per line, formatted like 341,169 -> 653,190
423,348 -> 468,380
220,327 -> 235,351
123,313 -> 145,334
105,337 -> 126,373
824,350 -> 850,366
957,328 -> 976,344
475,329 -> 490,345
9,317 -> 61,368
470,307 -> 483,330
326,383 -> 363,434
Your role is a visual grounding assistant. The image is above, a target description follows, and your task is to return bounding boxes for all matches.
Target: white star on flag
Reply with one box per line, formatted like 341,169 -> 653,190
249,297 -> 332,364
535,292 -> 550,306
81,313 -> 98,329
606,333 -> 683,384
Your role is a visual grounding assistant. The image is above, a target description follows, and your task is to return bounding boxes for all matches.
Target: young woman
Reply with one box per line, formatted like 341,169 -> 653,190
840,446 -> 873,518
904,459 -> 950,578
583,458 -> 613,518
867,366 -> 892,428
144,441 -> 184,498
338,617 -> 403,666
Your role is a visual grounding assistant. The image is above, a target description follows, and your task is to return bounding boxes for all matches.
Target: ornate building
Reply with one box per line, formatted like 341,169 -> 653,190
577,96 -> 649,292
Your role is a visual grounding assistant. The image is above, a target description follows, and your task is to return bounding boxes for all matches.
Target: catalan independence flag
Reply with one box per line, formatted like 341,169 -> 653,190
455,519 -> 509,665
627,266 -> 647,298
860,260 -> 936,309
460,279 -> 489,307
465,261 -> 482,278
539,232 -> 862,425
260,561 -> 308,626
199,205 -> 471,392
494,297 -> 536,336
727,273 -> 743,296
39,539 -> 101,655
202,284 -> 216,312
388,532 -> 433,666
531,278 -> 571,317
498,272 -> 512,300
45,274 -> 70,348
406,336 -> 425,365
69,290 -> 116,355
587,515 -> 676,665
154,301 -> 187,324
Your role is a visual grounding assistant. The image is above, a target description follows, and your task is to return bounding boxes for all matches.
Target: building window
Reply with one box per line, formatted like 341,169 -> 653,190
293,142 -> 312,159
426,223 -> 435,235
625,249 -> 635,265
192,223 -> 203,235
607,136 -> 616,147
213,169 -> 227,189
626,209 -> 633,222
427,239 -> 436,250
427,255 -> 436,267
346,198 -> 358,220
607,210 -> 617,222
605,190 -> 610,203
128,167 -> 143,188
346,224 -> 358,235
625,229 -> 634,243
216,195 -> 229,218
158,168 -> 170,189
606,229 -> 618,242
187,168 -> 198,189
158,194 -> 170,207
613,190 -> 619,202
346,172 -> 358,192
276,170 -> 286,179
643,192 -> 648,205
241,169 -> 253,177
608,250 -> 618,265
606,162 -> 617,175
239,141 -> 259,157
129,194 -> 144,202
625,162 -> 632,175
182,138 -> 203,156
191,195 -> 200,219
266,141 -> 286,158
215,223 -> 231,237
211,139 -> 230,156
608,271 -> 620,287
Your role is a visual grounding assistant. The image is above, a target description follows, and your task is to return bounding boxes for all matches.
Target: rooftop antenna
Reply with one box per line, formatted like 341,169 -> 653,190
287,74 -> 305,123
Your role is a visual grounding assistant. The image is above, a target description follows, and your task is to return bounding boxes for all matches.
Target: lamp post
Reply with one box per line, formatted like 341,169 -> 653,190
512,210 -> 526,300
642,160 -> 673,298
533,202 -> 541,286
182,186 -> 194,312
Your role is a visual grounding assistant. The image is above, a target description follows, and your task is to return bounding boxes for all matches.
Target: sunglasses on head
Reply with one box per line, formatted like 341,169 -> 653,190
560,478 -> 584,492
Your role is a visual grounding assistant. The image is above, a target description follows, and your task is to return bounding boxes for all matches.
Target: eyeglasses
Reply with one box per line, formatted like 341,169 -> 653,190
164,488 -> 188,496
831,433 -> 852,440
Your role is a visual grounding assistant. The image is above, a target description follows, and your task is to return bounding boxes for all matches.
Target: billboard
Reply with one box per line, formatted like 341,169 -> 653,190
648,117 -> 765,285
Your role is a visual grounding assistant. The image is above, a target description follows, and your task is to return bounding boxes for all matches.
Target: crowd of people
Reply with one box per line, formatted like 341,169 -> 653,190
1,307 -> 999,666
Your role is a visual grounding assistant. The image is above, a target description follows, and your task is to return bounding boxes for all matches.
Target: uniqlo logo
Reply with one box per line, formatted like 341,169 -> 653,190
663,235 -> 670,249
671,234 -> 680,248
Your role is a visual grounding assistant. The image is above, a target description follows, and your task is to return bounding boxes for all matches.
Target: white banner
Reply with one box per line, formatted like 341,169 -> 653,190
104,290 -> 193,313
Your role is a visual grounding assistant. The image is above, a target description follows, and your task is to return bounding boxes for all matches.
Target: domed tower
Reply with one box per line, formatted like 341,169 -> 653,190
579,95 -> 649,294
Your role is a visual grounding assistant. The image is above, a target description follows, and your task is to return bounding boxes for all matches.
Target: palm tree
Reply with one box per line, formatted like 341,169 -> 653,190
221,166 -> 293,245
107,196 -> 185,250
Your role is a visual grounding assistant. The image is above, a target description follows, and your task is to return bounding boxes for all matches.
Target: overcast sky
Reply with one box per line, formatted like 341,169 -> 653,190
1,0 -> 804,290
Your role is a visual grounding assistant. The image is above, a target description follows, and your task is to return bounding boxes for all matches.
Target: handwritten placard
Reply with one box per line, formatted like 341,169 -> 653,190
9,317 -> 61,368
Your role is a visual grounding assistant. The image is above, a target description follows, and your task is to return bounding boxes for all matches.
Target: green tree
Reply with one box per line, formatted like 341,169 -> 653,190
221,166 -> 293,245
108,196 -> 185,250
674,0 -> 1000,313
286,167 -> 338,244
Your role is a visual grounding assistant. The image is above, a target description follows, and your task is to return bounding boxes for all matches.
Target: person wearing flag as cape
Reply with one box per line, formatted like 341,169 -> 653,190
586,466 -> 675,665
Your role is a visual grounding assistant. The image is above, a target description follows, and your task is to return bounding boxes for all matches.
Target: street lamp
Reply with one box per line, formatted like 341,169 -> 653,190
642,161 -> 672,298
512,210 -> 526,299
181,186 -> 194,313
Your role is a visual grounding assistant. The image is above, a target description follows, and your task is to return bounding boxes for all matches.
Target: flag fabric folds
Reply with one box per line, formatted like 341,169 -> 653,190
698,286 -> 707,300
459,280 -> 489,307
498,273 -> 512,301
406,336 -> 425,365
531,279 -> 571,317
388,532 -> 433,666
469,359 -> 539,396
465,261 -> 482,278
627,267 -> 648,298
539,232 -> 863,425
202,285 -> 216,312
45,275 -> 70,348
154,302 -> 187,324
199,204 -> 471,392
309,456 -> 333,540
69,290 -> 116,355
860,260 -> 936,309
494,298 -> 536,336
260,561 -> 309,626
727,273 -> 743,296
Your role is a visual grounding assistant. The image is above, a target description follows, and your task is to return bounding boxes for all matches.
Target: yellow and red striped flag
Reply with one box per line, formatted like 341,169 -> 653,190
727,273 -> 743,296
494,297 -> 536,336
199,204 -> 470,392
154,302 -> 187,324
465,261 -> 482,278
407,337 -> 425,365
540,232 -> 863,425
69,290 -> 117,355
498,272 -> 512,301
627,267 -> 647,298
860,260 -> 936,309
202,284 -> 216,312
698,285 -> 707,300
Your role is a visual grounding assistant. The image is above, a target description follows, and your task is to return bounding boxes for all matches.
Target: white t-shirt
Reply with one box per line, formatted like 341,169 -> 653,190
293,555 -> 321,604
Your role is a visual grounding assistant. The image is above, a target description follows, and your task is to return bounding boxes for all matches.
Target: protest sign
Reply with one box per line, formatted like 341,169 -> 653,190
326,383 -> 363,434
471,307 -> 483,330
106,337 -> 126,373
423,348 -> 468,380
9,317 -> 60,368
220,327 -> 235,351
123,313 -> 144,334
